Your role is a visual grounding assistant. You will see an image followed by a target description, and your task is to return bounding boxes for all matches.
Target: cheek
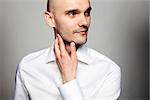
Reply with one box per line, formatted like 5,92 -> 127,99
62,20 -> 76,31
87,17 -> 91,26
59,21 -> 76,34
54,15 -> 83,34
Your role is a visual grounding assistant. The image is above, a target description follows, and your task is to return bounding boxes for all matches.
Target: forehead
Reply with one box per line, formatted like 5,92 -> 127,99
53,0 -> 90,12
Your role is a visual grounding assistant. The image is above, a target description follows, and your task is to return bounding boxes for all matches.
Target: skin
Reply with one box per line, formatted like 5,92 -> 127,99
44,0 -> 91,83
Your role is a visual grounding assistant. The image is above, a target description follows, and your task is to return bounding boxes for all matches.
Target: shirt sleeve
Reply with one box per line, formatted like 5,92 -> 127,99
14,66 -> 30,100
58,79 -> 85,100
94,65 -> 121,100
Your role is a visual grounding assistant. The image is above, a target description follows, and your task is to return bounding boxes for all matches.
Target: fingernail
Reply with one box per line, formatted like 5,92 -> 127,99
71,42 -> 75,47
57,34 -> 59,37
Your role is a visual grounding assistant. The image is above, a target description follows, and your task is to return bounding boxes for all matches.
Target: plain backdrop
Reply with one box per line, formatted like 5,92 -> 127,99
0,0 -> 149,100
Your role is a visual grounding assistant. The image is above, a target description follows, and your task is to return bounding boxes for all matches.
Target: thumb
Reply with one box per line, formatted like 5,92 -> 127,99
70,42 -> 77,60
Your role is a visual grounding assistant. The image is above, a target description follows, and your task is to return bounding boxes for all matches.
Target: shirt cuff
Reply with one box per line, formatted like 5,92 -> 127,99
58,79 -> 85,100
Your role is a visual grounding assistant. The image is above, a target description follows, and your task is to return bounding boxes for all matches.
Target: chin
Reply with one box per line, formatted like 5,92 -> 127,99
63,37 -> 87,46
75,39 -> 87,46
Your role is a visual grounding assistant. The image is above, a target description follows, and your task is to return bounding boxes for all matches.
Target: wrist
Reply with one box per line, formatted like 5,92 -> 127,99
62,76 -> 76,84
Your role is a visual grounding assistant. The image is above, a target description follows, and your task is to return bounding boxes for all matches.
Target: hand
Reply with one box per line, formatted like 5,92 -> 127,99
54,34 -> 77,84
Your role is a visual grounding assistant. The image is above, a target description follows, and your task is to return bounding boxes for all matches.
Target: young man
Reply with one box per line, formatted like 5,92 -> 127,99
14,0 -> 121,100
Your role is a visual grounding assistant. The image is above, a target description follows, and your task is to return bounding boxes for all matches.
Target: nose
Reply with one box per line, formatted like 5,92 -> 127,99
78,14 -> 89,27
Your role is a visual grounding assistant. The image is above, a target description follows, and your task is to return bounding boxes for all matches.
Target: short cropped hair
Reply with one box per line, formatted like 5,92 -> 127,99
47,0 -> 50,12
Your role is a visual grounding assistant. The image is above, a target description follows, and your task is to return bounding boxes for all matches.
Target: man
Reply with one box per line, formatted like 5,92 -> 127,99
14,0 -> 121,100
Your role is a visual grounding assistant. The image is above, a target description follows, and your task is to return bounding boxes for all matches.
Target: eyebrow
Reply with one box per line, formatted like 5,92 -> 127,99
86,6 -> 92,12
65,9 -> 79,15
65,6 -> 92,14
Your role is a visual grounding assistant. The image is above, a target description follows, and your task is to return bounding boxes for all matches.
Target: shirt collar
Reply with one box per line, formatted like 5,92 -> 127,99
46,44 -> 90,65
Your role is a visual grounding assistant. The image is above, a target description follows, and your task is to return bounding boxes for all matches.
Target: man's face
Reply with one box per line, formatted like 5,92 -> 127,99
52,0 -> 91,45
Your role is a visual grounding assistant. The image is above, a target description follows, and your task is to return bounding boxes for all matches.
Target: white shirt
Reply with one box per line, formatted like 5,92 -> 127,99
14,45 -> 121,100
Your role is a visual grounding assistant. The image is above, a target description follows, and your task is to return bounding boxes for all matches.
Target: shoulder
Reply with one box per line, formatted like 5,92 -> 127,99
87,47 -> 120,71
18,48 -> 50,69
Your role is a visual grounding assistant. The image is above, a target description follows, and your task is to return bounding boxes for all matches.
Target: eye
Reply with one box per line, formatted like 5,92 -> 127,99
85,10 -> 91,17
65,10 -> 79,17
68,11 -> 77,17
85,12 -> 90,17
85,7 -> 92,17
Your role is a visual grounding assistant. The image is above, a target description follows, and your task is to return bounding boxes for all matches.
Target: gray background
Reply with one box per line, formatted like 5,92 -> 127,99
0,0 -> 149,100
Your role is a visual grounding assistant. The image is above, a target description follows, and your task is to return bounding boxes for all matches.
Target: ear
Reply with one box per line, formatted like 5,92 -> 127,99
44,11 -> 56,27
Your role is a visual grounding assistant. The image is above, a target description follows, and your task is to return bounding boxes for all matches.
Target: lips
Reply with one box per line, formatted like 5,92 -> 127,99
74,31 -> 87,36
79,31 -> 87,35
76,29 -> 87,32
74,29 -> 88,35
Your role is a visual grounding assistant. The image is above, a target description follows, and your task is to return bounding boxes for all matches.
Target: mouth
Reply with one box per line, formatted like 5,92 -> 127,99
74,29 -> 88,35
79,31 -> 87,35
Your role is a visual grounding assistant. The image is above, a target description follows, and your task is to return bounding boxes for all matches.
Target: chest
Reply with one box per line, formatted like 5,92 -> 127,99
22,62 -> 109,99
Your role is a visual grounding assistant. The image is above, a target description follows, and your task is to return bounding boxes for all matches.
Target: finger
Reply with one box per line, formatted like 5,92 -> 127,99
57,34 -> 66,54
56,58 -> 62,71
70,42 -> 77,60
54,36 -> 61,59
